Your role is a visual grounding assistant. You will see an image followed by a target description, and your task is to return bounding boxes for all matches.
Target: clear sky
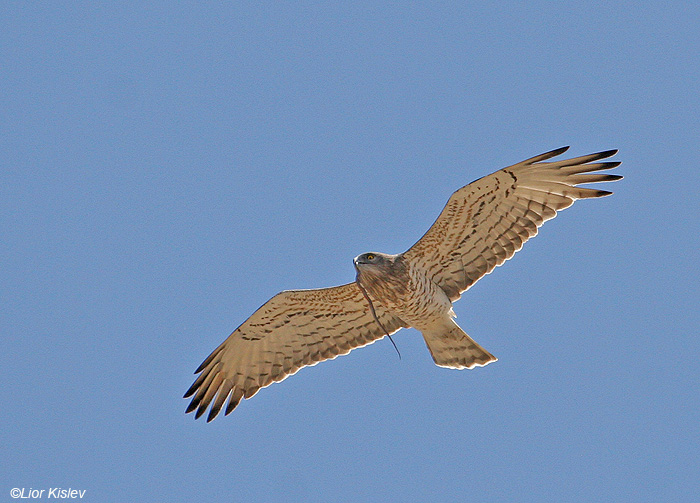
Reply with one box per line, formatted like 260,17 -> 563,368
2,2 -> 699,502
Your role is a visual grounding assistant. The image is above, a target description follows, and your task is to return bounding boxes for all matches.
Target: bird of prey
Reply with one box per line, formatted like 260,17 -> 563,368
185,146 -> 621,421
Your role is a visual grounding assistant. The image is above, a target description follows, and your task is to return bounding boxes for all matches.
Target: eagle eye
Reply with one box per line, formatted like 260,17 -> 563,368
366,254 -> 376,261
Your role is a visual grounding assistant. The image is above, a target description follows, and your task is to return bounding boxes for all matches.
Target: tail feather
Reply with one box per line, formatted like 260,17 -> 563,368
422,321 -> 496,370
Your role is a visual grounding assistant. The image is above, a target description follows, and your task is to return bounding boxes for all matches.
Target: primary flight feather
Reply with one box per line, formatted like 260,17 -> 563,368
185,146 -> 621,421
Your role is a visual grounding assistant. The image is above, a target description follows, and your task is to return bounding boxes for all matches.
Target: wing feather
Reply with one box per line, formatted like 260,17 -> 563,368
403,147 -> 621,300
185,282 -> 405,420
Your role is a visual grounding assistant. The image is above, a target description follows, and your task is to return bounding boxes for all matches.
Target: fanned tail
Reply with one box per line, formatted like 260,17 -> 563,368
422,320 -> 497,370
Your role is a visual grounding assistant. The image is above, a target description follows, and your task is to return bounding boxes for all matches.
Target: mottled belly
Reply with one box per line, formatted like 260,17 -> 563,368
380,274 -> 453,331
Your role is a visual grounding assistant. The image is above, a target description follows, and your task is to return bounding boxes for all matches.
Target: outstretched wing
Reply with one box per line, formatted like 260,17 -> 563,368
184,282 -> 405,421
402,147 -> 621,301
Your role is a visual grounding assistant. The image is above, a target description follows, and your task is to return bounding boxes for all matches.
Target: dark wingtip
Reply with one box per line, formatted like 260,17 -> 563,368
183,383 -> 198,399
185,399 -> 199,414
594,189 -> 614,197
207,399 -> 226,422
589,149 -> 618,162
194,405 -> 208,420
225,397 -> 241,415
522,146 -> 570,165
546,146 -> 570,158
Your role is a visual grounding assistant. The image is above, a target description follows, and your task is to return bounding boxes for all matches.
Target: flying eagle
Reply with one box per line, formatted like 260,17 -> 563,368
185,146 -> 621,421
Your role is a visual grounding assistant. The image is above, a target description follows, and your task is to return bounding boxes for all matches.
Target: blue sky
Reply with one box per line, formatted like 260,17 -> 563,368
2,2 -> 699,502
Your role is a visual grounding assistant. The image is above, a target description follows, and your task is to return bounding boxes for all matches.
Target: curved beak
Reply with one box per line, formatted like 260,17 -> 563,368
353,256 -> 365,276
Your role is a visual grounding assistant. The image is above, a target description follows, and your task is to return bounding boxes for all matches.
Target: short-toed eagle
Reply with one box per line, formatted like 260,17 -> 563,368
185,146 -> 621,421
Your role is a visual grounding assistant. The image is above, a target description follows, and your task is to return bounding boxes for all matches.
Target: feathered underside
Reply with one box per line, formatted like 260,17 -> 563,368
402,146 -> 621,300
184,283 -> 405,421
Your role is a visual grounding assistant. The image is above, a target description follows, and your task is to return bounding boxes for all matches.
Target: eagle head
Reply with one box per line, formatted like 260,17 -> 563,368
353,252 -> 391,268
353,252 -> 404,282
353,252 -> 409,305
